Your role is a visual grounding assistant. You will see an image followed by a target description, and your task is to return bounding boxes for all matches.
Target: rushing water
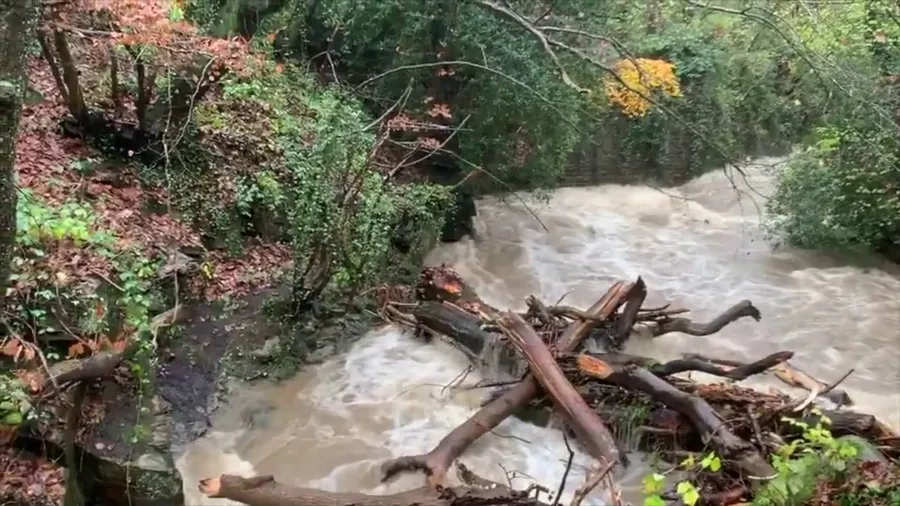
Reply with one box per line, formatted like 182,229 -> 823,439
178,158 -> 900,505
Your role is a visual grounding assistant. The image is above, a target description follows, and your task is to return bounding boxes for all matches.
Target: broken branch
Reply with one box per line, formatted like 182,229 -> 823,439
650,300 -> 761,337
577,355 -> 775,486
499,311 -> 620,468
382,281 -> 633,486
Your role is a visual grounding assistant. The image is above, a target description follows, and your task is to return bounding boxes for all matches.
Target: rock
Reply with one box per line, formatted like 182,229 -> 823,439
157,250 -> 199,279
440,187 -> 477,242
239,400 -> 275,430
89,448 -> 183,506
81,391 -> 184,506
24,85 -> 44,106
250,336 -> 281,361
838,435 -> 889,465
21,385 -> 184,506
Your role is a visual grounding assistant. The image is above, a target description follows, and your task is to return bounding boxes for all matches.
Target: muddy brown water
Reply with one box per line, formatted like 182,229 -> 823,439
178,158 -> 900,505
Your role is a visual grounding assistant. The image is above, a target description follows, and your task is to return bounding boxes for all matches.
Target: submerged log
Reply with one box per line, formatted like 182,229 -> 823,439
499,312 -> 620,468
199,475 -> 547,506
382,281 -> 635,486
413,301 -> 499,359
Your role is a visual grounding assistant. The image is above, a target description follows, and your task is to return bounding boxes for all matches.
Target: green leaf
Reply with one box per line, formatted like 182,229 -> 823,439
676,481 -> 700,506
642,473 -> 666,495
701,453 -> 721,472
643,495 -> 666,506
3,411 -> 24,426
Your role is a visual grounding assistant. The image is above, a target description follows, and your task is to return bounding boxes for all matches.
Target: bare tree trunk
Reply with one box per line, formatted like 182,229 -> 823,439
0,0 -> 36,299
37,30 -> 69,104
51,29 -> 87,122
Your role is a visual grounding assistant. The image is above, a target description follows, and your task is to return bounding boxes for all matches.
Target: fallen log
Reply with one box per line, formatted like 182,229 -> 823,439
412,301 -> 526,378
576,354 -> 776,487
198,475 -> 548,506
499,311 -> 620,468
46,305 -> 187,386
381,281 -> 634,487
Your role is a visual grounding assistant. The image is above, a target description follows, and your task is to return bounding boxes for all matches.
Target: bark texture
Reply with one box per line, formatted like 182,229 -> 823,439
0,0 -> 35,300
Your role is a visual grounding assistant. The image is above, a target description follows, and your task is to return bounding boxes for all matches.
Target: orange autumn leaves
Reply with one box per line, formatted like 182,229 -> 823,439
603,58 -> 682,118
62,0 -> 257,74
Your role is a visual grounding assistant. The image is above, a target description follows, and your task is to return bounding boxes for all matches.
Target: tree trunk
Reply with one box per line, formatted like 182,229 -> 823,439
51,29 -> 87,122
0,0 -> 35,299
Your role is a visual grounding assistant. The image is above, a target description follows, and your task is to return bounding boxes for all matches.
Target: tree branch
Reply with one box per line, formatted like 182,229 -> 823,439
650,300 -> 761,337
472,0 -> 588,93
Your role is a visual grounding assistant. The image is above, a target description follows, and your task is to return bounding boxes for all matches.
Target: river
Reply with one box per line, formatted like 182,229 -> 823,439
177,157 -> 900,505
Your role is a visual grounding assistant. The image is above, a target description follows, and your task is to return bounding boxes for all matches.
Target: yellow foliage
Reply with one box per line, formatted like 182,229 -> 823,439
603,58 -> 682,118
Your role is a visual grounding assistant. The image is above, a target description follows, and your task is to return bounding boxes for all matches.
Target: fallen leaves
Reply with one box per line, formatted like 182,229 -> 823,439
1,338 -> 37,363
203,241 -> 292,300
0,447 -> 65,506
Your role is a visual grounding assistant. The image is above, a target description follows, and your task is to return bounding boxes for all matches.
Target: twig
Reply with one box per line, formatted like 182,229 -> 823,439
441,365 -> 473,396
90,269 -> 125,292
355,60 -> 585,134
441,148 -> 549,233
552,432 -> 575,506
747,405 -> 764,451
473,0 -> 588,93
819,368 -> 854,398
569,461 -> 614,506
394,114 -> 472,174
362,82 -> 413,132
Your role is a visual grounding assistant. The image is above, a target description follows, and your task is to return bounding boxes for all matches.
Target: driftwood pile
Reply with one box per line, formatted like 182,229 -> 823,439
199,266 -> 899,506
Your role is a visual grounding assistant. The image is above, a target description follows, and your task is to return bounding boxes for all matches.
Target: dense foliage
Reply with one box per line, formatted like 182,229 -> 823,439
201,62 -> 452,309
763,0 -> 899,255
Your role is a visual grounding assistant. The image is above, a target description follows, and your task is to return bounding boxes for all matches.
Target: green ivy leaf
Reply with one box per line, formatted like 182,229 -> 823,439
642,473 -> 666,495
3,411 -> 24,426
701,452 -> 721,472
676,481 -> 700,506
